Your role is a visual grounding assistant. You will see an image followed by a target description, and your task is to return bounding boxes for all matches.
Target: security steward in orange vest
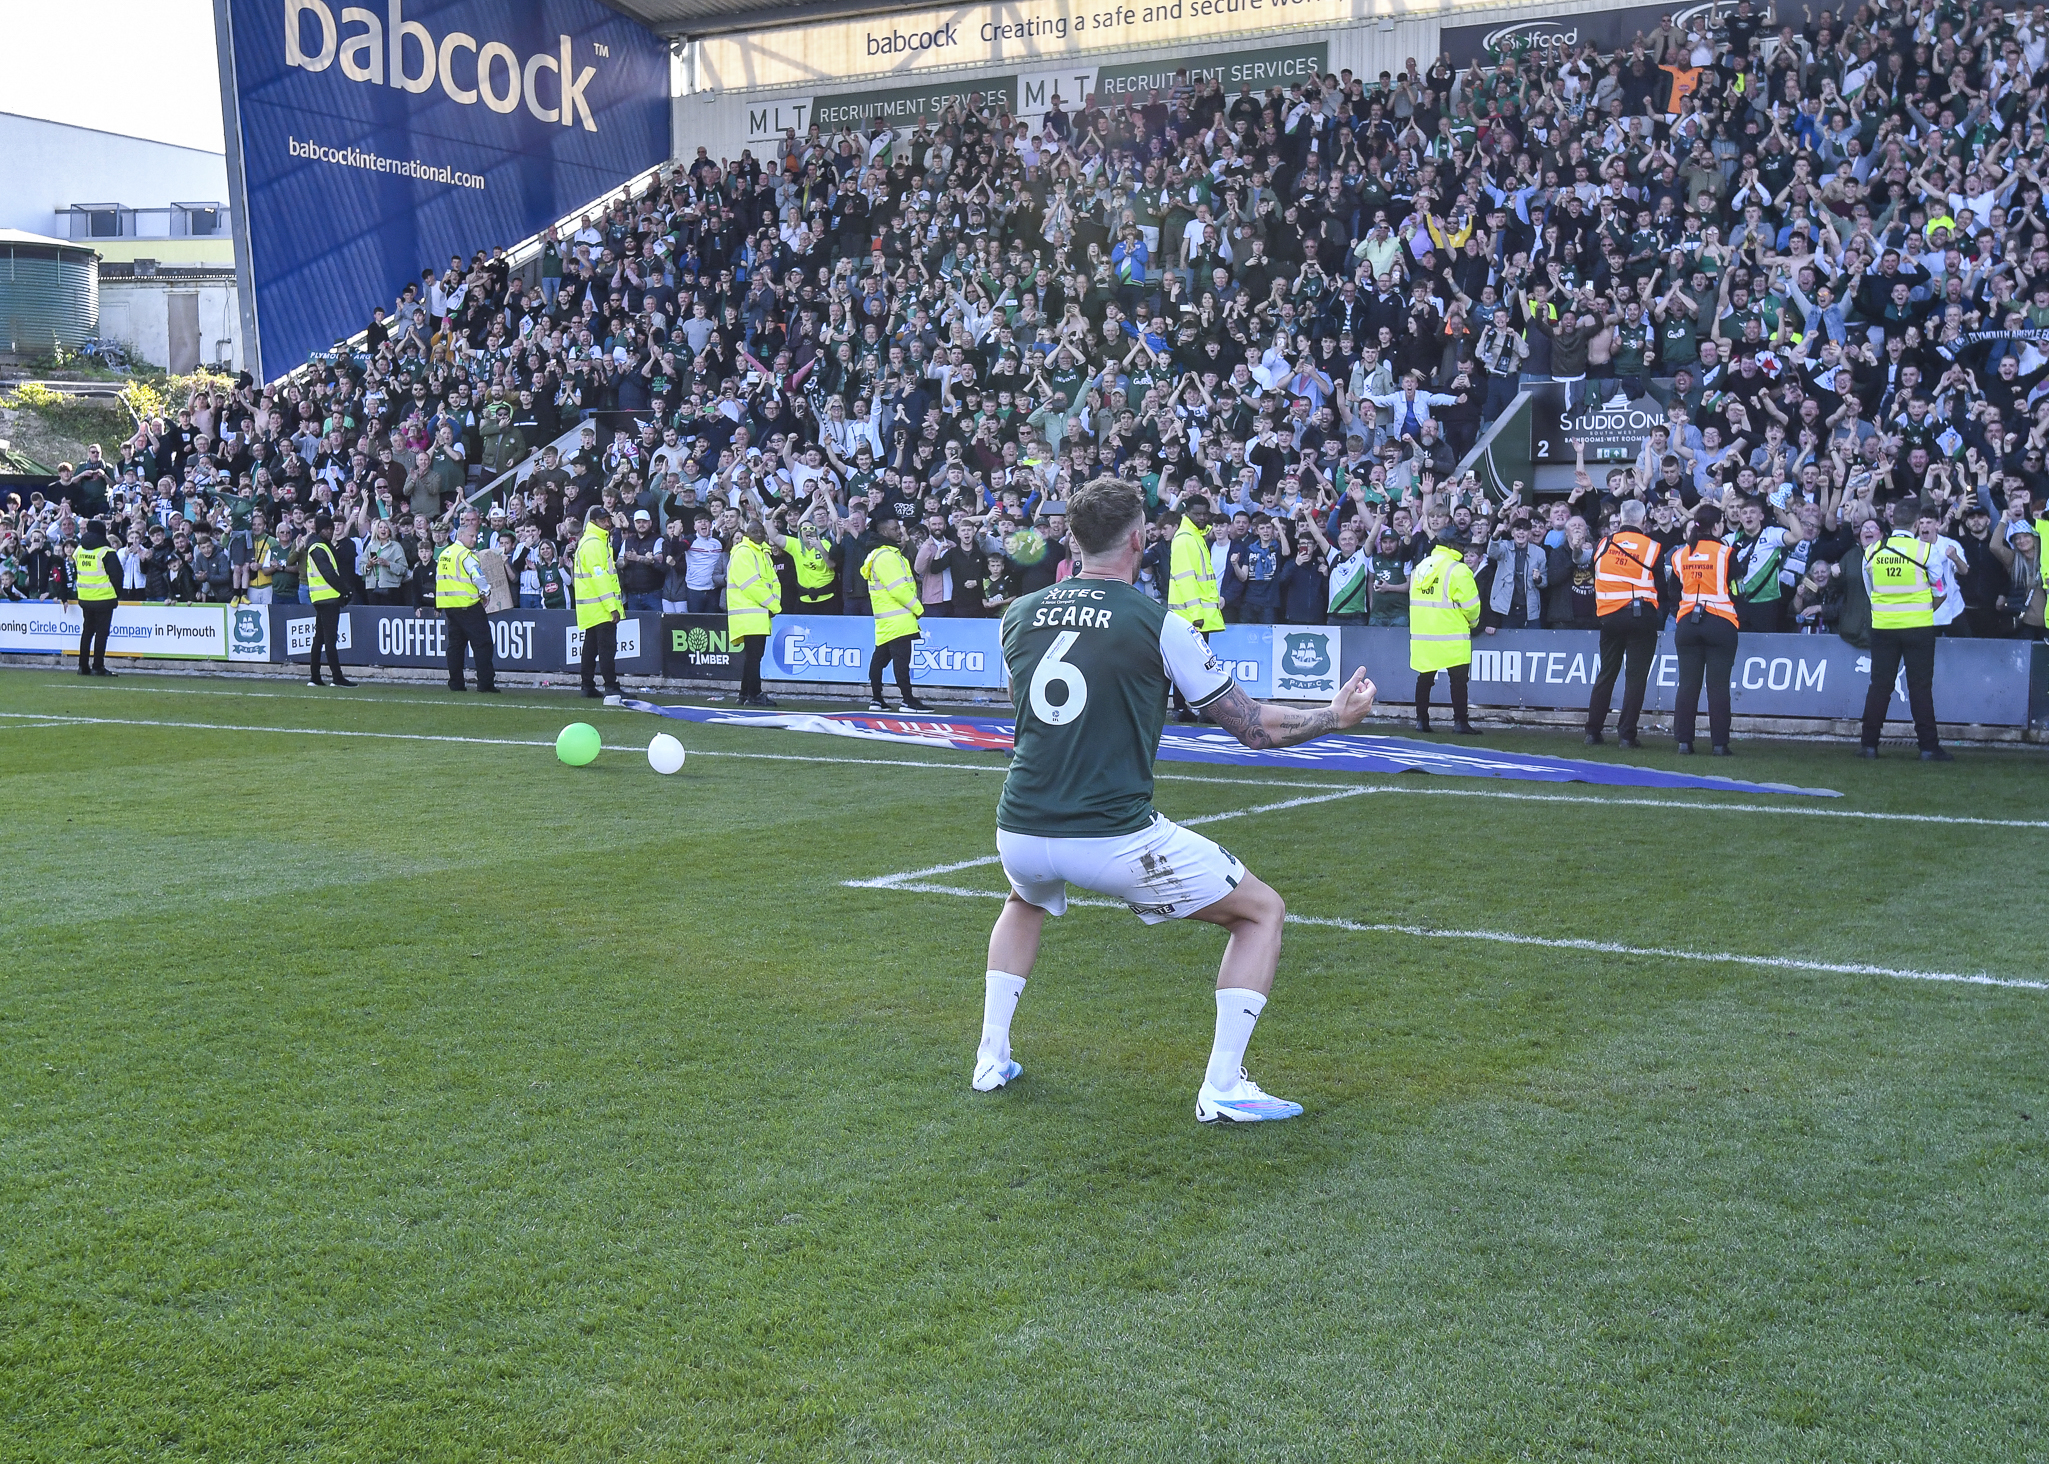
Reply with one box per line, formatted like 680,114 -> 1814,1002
1669,503 -> 1738,755
1584,499 -> 1663,747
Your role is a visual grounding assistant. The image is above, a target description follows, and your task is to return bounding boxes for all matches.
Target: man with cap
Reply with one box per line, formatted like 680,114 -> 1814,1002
65,517 -> 122,676
618,507 -> 666,614
573,506 -> 625,698
302,510 -> 357,687
435,517 -> 498,693
1409,526 -> 1482,734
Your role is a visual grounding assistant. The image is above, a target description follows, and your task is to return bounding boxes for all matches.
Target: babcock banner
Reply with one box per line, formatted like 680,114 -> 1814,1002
222,0 -> 669,377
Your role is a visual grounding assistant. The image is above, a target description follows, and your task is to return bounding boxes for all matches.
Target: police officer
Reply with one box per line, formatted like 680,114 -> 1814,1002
572,506 -> 624,699
726,517 -> 781,707
67,518 -> 121,676
436,519 -> 498,693
1585,499 -> 1662,747
1670,505 -> 1737,754
1860,517 -> 1947,760
862,515 -> 930,712
302,511 -> 356,688
1164,497 -> 1224,722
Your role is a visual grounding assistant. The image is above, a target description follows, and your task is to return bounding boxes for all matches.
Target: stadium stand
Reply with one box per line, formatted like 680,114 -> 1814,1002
5,4 -> 2047,642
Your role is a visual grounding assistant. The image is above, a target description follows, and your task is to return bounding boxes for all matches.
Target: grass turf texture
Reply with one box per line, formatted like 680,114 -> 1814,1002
2,669 -> 2045,1461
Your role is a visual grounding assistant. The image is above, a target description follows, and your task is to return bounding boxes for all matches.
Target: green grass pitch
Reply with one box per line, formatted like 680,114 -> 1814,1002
2,668 -> 2045,1461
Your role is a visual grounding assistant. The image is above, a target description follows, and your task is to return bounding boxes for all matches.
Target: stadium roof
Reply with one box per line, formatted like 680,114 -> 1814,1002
606,0 -> 925,38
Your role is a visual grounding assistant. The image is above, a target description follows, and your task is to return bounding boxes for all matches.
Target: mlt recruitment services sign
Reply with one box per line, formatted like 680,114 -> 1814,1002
739,38 -> 1326,145
698,0 -> 1369,96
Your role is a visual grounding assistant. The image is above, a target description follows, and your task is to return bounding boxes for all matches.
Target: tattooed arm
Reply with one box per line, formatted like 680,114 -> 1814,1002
1203,667 -> 1377,750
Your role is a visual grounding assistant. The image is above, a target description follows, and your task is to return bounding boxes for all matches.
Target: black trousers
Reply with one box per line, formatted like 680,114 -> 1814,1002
77,598 -> 116,672
1861,624 -> 1939,751
1736,599 -> 1782,635
444,604 -> 495,689
739,634 -> 766,699
309,601 -> 345,681
1586,610 -> 1659,739
1673,613 -> 1737,747
871,636 -> 915,700
1415,664 -> 1469,727
581,618 -> 619,692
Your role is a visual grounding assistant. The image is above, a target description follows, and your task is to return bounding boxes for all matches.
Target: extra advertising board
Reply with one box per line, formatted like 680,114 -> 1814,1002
218,0 -> 668,378
763,615 -> 1009,689
0,603 -> 231,659
732,37 -> 1327,147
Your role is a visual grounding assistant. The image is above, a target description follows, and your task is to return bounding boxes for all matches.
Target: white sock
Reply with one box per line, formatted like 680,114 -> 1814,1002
1206,988 -> 1268,1091
979,970 -> 1027,1064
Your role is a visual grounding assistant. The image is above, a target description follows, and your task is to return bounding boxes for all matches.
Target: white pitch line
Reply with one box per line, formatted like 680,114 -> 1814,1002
846,789 -> 1371,890
2,710 -> 2041,831
0,720 -> 76,731
862,879 -> 2044,993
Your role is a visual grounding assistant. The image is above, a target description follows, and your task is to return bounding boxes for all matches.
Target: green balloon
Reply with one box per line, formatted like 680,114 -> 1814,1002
556,722 -> 602,767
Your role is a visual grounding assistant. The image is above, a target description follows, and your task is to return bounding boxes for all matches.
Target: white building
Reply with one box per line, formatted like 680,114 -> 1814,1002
1,111 -> 242,373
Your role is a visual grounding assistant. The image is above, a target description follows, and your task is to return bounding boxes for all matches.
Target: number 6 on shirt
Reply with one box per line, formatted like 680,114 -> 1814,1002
1029,630 -> 1089,725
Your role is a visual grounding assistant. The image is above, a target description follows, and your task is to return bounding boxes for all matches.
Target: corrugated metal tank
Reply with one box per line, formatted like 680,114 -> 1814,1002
2,237 -> 99,354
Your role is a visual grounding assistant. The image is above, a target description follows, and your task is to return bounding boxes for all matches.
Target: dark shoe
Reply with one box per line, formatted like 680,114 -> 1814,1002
903,697 -> 933,712
448,683 -> 466,692
1676,742 -> 1694,754
333,676 -> 358,688
581,687 -> 602,698
603,684 -> 625,697
867,699 -> 892,712
78,668 -> 92,676
1711,745 -> 1732,757
1618,736 -> 1642,750
93,668 -> 115,677
1858,746 -> 1879,759
1583,733 -> 1603,746
1414,718 -> 1431,734
1453,721 -> 1482,735
753,695 -> 777,708
308,678 -> 325,687
478,686 -> 502,694
1920,747 -> 1953,761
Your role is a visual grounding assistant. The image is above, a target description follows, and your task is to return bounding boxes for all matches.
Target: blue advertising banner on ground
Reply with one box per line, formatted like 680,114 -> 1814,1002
764,615 -> 1007,689
221,0 -> 669,376
615,703 -> 1839,796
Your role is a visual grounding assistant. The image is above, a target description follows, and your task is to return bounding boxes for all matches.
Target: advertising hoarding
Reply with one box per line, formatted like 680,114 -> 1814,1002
699,0 -> 1359,94
0,603 -> 230,659
764,615 -> 1008,689
274,605 -> 661,674
735,37 -> 1323,150
218,0 -> 669,378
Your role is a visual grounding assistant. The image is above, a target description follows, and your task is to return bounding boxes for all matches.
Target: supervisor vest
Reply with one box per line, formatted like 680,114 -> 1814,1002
1593,529 -> 1659,616
1673,539 -> 1738,627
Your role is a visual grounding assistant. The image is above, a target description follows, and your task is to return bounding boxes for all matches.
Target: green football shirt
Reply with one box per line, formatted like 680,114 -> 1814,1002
996,577 -> 1234,838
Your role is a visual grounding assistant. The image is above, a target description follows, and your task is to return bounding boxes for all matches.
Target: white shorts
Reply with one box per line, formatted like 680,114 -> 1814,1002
997,815 -> 1244,925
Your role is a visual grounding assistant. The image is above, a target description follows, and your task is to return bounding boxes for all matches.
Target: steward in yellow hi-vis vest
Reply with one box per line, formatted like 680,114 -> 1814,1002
438,521 -> 497,693
728,517 -> 783,708
1860,525 -> 1945,759
573,507 -> 624,698
860,516 -> 929,713
1407,531 -> 1481,735
69,518 -> 121,676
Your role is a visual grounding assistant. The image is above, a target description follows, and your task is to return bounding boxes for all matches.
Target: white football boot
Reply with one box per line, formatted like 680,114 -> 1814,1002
1196,1068 -> 1304,1123
972,1056 -> 1023,1091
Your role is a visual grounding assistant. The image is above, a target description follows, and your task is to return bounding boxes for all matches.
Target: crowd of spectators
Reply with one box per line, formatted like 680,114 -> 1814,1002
3,0 -> 2047,643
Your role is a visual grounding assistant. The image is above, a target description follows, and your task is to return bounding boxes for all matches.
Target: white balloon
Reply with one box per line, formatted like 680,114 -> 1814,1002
647,733 -> 686,775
